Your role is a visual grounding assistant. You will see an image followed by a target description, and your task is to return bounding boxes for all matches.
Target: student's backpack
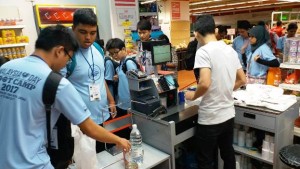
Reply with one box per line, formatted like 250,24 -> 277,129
104,56 -> 119,75
43,71 -> 73,169
66,42 -> 105,78
104,57 -> 119,100
185,39 -> 198,70
122,57 -> 141,73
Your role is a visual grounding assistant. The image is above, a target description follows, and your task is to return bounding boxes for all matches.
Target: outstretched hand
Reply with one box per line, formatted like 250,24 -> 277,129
116,138 -> 131,152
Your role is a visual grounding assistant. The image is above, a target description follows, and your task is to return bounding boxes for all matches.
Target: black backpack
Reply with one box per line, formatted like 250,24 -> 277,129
185,39 -> 198,70
122,58 -> 141,73
43,71 -> 74,169
104,57 -> 119,100
104,56 -> 119,75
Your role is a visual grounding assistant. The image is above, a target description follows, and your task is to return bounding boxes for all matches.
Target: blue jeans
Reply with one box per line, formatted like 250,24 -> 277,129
196,118 -> 235,169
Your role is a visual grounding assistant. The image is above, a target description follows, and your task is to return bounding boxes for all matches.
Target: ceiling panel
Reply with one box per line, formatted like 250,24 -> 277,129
189,0 -> 300,15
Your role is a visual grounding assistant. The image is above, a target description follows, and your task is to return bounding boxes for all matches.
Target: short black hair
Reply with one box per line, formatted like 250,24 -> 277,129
257,21 -> 265,26
194,15 -> 215,36
158,34 -> 170,43
287,22 -> 298,31
237,20 -> 251,30
217,25 -> 227,34
137,19 -> 152,31
0,56 -> 9,67
105,38 -> 113,51
73,8 -> 97,27
35,25 -> 78,52
276,21 -> 282,26
106,38 -> 125,50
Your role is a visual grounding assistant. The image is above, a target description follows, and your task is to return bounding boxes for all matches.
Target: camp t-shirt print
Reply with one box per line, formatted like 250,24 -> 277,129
0,68 -> 41,102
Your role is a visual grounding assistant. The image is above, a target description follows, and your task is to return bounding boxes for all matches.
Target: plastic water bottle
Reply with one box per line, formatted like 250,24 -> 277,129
130,124 -> 144,166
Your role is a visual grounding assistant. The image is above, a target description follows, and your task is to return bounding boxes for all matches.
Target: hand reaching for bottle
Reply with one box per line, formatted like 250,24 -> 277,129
116,137 -> 131,152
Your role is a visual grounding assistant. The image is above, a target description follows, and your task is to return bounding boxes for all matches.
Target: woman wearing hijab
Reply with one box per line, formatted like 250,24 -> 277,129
246,25 -> 280,84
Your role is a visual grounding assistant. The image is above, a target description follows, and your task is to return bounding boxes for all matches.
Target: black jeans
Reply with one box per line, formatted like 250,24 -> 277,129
196,118 -> 235,169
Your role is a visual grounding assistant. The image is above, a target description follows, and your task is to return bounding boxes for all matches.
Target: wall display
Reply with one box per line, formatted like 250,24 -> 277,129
0,6 -> 28,59
116,8 -> 137,27
34,5 -> 96,28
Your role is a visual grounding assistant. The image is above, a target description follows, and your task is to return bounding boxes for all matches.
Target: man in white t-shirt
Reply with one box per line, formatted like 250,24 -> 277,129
185,15 -> 246,169
0,25 -> 130,169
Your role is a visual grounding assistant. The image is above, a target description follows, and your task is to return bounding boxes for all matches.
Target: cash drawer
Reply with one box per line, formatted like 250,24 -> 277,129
235,108 -> 275,131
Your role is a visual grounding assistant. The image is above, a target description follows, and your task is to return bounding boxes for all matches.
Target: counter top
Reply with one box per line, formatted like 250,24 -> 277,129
97,143 -> 170,169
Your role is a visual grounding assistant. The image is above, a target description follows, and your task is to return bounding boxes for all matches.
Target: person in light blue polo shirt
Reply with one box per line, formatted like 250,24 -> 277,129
276,22 -> 298,62
107,38 -> 138,115
61,9 -> 117,153
0,25 -> 130,169
233,20 -> 252,71
247,25 -> 280,84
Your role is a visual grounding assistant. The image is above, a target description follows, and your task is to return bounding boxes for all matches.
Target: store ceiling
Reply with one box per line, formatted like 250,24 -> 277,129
189,0 -> 300,15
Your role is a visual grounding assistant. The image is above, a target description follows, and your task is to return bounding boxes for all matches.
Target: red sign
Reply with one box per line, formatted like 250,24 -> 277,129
171,2 -> 180,20
115,0 -> 136,7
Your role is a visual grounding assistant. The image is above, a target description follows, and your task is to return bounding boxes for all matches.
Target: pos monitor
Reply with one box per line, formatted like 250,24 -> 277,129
142,40 -> 172,65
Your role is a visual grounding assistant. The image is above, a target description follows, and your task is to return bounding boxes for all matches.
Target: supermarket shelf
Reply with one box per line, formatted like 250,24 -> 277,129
139,12 -> 158,16
0,25 -> 25,29
280,63 -> 300,69
233,145 -> 273,165
279,83 -> 300,91
0,43 -> 28,48
294,126 -> 300,137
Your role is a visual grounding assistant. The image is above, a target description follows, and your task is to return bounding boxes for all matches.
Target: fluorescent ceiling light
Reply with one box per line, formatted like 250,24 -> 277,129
278,0 -> 300,2
141,0 -> 156,4
189,0 -> 213,6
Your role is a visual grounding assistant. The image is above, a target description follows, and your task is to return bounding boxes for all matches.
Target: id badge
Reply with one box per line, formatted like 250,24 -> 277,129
89,83 -> 100,101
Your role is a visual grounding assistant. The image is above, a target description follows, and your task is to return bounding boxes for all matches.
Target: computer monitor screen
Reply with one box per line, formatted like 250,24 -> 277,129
152,44 -> 171,65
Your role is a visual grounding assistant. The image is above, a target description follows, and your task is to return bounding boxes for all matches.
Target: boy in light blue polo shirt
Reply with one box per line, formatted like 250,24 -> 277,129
0,25 -> 130,169
107,38 -> 138,115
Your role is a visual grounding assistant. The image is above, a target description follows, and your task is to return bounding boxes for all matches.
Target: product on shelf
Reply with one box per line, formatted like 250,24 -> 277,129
0,47 -> 26,59
0,18 -> 23,26
283,37 -> 300,64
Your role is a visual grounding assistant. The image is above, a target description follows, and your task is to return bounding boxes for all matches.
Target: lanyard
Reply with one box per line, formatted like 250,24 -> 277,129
80,47 -> 95,81
31,54 -> 46,63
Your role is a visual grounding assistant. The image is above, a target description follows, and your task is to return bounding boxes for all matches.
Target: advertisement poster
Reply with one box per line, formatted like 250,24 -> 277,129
171,2 -> 180,20
116,8 -> 136,27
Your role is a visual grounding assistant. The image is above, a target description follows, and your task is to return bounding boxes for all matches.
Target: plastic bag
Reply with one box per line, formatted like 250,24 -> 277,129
72,125 -> 100,169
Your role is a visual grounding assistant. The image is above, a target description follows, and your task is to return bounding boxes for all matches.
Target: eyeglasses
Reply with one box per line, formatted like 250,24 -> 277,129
109,50 -> 120,56
64,49 -> 73,62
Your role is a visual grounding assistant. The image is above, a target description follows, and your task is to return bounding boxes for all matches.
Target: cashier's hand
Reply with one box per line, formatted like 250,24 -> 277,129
185,91 -> 195,101
117,137 -> 131,152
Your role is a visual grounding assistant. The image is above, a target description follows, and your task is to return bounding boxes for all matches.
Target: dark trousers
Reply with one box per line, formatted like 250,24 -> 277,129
196,118 -> 235,169
95,107 -> 131,153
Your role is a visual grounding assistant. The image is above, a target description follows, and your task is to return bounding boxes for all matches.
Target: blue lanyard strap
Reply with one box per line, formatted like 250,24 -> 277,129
80,47 -> 95,81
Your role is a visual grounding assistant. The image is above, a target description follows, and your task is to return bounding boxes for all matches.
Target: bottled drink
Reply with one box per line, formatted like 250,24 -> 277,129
130,124 -> 144,166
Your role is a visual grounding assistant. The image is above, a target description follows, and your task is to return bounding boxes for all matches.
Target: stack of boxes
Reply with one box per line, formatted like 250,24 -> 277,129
0,29 -> 29,45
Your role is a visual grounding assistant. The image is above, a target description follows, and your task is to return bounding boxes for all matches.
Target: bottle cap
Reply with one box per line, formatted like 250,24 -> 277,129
132,124 -> 137,129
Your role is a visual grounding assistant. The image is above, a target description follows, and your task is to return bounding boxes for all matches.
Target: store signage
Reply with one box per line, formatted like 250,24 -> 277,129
227,28 -> 236,35
171,2 -> 181,20
34,5 -> 96,28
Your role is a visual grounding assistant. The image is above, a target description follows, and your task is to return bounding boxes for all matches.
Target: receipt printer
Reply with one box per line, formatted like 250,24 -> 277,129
132,95 -> 161,115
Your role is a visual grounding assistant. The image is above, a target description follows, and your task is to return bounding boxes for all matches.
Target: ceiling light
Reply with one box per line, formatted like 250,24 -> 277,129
189,0 -> 213,6
141,0 -> 156,4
